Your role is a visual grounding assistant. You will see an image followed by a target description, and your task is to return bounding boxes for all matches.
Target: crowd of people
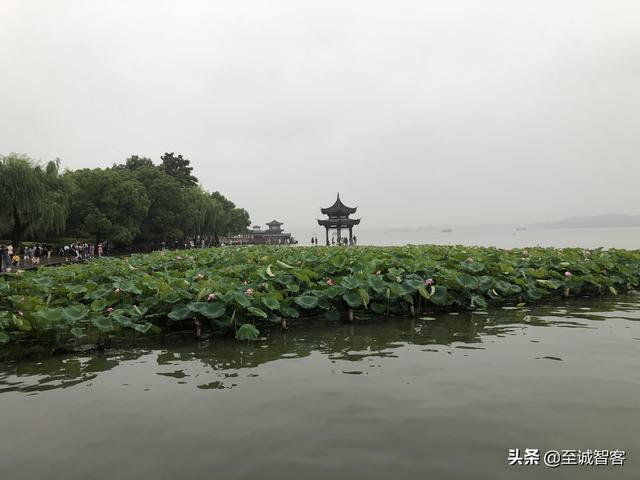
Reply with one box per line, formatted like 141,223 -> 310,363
310,235 -> 358,246
0,241 -> 110,272
57,242 -> 107,261
1,243 -> 50,271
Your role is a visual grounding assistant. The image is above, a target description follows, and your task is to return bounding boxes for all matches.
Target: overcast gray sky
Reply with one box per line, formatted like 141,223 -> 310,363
1,0 -> 639,231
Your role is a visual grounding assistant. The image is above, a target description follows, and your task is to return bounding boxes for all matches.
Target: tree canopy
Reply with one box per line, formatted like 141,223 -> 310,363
0,154 -> 72,246
0,152 -> 251,247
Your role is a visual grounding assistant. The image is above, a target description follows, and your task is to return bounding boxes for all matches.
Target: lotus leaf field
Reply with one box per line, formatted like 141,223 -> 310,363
1,245 -> 639,349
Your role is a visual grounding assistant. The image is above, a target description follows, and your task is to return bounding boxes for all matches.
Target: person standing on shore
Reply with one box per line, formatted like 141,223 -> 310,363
33,244 -> 41,265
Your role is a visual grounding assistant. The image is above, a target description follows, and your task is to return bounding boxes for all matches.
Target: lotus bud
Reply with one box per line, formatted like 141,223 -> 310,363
564,271 -> 572,277
326,278 -> 334,286
245,288 -> 254,296
425,278 -> 434,286
207,293 -> 216,301
106,307 -> 114,313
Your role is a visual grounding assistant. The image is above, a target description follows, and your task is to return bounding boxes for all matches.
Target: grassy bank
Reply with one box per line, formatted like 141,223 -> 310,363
1,245 -> 639,350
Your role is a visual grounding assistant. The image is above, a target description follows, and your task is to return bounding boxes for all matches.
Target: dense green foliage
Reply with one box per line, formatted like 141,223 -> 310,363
1,245 -> 638,347
0,153 -> 250,246
0,155 -> 72,246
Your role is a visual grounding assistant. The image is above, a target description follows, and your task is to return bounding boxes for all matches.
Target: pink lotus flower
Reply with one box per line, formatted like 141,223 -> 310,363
523,250 -> 529,257
326,278 -> 334,286
564,271 -> 572,277
195,273 -> 204,280
17,310 -> 23,317
114,288 -> 121,294
425,278 -> 434,286
176,256 -> 182,260
243,280 -> 248,286
375,271 -> 382,275
106,307 -> 114,313
245,288 -> 254,296
466,257 -> 474,263
207,293 -> 216,301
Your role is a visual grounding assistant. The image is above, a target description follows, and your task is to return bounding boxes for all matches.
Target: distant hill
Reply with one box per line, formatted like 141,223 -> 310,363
536,214 -> 640,229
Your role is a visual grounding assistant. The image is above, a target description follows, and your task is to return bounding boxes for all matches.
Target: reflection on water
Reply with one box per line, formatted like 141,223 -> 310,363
1,295 -> 638,394
1,294 -> 639,480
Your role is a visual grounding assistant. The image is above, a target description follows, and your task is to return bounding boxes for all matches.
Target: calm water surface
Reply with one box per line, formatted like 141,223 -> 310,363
298,226 -> 640,249
1,295 -> 639,479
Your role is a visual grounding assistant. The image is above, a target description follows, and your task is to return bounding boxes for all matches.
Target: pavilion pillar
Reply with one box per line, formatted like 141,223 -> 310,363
349,227 -> 353,244
337,226 -> 341,244
325,228 -> 329,246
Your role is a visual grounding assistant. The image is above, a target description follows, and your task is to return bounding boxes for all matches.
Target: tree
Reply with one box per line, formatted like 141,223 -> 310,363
116,155 -> 155,171
159,152 -> 198,187
209,191 -> 250,239
130,166 -> 193,242
66,168 -> 150,245
0,154 -> 71,247
35,159 -> 73,239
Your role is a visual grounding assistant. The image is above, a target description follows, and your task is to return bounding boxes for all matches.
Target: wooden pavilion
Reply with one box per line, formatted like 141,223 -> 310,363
317,193 -> 361,245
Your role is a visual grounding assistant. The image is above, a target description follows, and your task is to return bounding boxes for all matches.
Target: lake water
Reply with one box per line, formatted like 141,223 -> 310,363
297,226 -> 640,249
1,295 -> 639,479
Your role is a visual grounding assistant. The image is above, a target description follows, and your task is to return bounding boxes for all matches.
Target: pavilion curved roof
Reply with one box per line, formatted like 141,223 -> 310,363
320,193 -> 357,216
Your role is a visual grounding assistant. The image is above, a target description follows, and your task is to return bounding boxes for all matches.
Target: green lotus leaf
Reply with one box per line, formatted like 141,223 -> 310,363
295,295 -> 319,309
133,323 -> 153,334
112,314 -> 134,327
62,306 -> 89,323
233,291 -> 252,307
92,316 -> 114,331
66,284 -> 88,294
248,306 -> 268,318
90,299 -> 109,312
168,305 -> 192,321
261,297 -> 280,310
358,288 -> 370,308
457,273 -> 479,290
340,276 -> 361,290
280,306 -> 300,318
198,302 -> 226,319
368,275 -> 387,293
429,286 -> 449,305
343,291 -> 363,308
35,308 -> 64,323
237,323 -> 260,341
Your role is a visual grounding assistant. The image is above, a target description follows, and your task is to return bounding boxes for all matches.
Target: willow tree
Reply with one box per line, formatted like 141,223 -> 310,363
0,154 -> 70,247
